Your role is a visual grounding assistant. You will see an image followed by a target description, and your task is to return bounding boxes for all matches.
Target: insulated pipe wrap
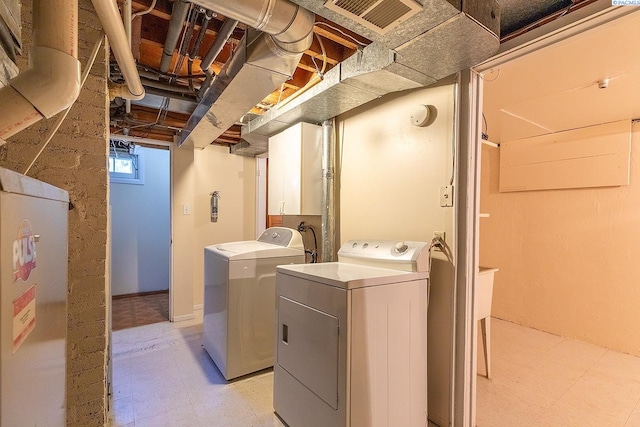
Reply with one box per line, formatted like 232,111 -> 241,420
92,0 -> 145,100
0,0 -> 81,140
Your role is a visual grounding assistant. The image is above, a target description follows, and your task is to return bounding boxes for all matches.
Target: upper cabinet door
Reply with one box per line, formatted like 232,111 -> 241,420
267,123 -> 322,216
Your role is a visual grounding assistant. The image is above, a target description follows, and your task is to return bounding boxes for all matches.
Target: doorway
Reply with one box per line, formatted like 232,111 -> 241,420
110,141 -> 171,330
469,7 -> 640,426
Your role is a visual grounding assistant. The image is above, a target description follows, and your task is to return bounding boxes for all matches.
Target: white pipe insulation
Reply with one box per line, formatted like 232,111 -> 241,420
91,0 -> 145,101
0,0 -> 81,143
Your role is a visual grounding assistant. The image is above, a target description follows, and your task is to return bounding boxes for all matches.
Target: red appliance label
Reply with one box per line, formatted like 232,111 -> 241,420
13,220 -> 37,282
13,284 -> 36,353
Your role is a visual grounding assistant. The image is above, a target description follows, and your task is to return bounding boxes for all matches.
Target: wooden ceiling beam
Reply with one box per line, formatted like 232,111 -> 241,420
313,16 -> 369,51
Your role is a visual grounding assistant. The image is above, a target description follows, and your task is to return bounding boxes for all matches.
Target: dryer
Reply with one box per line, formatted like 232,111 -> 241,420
204,227 -> 305,380
274,240 -> 430,427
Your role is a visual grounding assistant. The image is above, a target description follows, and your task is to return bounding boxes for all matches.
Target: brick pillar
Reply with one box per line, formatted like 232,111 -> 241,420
0,1 -> 110,425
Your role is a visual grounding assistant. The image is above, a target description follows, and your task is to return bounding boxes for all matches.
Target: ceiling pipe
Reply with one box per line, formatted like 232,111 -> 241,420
200,18 -> 239,71
0,0 -> 81,143
181,0 -> 314,147
190,0 -> 314,56
91,0 -> 145,101
159,0 -> 192,74
197,17 -> 238,100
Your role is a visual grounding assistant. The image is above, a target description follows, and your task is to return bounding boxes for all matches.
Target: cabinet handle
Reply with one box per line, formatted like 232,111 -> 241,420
282,324 -> 288,344
279,201 -> 285,215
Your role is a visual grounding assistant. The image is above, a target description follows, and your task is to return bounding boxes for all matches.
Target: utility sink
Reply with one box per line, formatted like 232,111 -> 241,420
476,266 -> 498,378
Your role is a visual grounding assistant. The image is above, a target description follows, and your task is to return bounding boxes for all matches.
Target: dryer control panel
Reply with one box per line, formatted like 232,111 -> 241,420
338,240 -> 430,273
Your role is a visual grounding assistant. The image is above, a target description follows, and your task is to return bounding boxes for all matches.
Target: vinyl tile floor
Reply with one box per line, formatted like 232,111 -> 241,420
109,312 -> 640,427
476,318 -> 640,427
108,310 -> 284,427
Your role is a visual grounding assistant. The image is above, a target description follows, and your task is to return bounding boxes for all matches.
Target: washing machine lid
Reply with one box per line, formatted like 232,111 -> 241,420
276,262 -> 428,290
205,240 -> 304,260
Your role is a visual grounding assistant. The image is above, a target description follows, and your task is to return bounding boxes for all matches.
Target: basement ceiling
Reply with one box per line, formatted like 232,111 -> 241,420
109,0 -> 600,147
482,10 -> 640,143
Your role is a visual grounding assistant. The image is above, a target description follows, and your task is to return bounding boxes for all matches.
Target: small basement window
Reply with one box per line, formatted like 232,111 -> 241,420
109,139 -> 145,184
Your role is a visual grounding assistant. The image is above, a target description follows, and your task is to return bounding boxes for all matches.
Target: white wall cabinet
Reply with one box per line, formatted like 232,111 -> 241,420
268,122 -> 322,215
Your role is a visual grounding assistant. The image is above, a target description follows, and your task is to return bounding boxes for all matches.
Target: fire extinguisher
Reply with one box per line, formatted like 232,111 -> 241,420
210,191 -> 221,222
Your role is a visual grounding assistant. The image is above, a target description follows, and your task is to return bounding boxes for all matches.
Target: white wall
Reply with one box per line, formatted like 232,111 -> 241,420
111,146 -> 170,296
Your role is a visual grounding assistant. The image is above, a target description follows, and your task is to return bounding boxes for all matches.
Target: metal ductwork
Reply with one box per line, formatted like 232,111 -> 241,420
233,0 -> 501,155
179,0 -> 314,148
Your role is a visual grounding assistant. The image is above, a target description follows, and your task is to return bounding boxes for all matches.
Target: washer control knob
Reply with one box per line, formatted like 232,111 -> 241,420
394,241 -> 408,253
363,243 -> 369,249
352,242 -> 358,248
272,232 -> 279,238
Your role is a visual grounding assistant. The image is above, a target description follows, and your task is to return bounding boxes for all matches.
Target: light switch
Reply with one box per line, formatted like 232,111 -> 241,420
183,203 -> 191,215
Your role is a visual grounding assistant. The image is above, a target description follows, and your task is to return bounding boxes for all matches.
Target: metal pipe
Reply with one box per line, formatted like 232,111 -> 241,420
141,77 -> 195,94
200,18 -> 238,71
190,10 -> 213,59
321,118 -> 336,262
159,0 -> 191,74
190,0 -> 314,55
91,0 -> 145,100
0,0 -> 81,142
197,18 -> 237,99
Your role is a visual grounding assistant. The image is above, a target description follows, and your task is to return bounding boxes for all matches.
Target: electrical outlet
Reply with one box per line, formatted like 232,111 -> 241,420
440,185 -> 453,207
433,231 -> 445,241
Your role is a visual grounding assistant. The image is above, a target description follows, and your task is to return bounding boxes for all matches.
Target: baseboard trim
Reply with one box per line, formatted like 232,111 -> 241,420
193,304 -> 203,311
112,289 -> 169,299
172,313 -> 195,322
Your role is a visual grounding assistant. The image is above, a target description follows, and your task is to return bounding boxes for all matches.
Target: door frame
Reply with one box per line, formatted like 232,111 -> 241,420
108,135 -> 173,317
456,3 -> 638,426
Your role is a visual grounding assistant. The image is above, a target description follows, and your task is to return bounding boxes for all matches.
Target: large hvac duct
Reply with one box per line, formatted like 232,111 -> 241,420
233,0 -> 502,156
179,0 -> 314,148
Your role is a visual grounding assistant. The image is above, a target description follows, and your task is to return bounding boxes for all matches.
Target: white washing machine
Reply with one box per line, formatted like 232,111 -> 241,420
274,240 -> 431,427
204,227 -> 305,380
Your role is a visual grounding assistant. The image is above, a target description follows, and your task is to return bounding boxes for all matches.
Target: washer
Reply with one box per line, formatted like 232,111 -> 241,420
274,240 -> 430,427
204,227 -> 305,380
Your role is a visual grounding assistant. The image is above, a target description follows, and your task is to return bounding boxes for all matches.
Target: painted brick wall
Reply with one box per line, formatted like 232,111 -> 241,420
0,1 -> 109,425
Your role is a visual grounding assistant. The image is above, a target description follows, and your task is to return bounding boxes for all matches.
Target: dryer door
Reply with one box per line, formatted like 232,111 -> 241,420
277,296 -> 339,409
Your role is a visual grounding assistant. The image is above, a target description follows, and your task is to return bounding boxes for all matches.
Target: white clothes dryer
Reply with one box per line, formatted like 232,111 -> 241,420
204,227 -> 305,380
274,240 -> 430,427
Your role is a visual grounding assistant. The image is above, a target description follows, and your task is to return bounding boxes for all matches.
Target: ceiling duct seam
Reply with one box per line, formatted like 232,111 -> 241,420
237,0 -> 501,155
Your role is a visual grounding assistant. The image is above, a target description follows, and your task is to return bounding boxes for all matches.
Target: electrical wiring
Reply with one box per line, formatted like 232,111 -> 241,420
132,0 -> 157,20
297,222 -> 319,263
482,113 -> 489,140
314,21 -> 368,48
23,37 -> 104,176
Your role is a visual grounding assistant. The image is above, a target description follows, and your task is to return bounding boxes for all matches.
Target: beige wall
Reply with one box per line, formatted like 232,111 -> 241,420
338,79 -> 455,244
1,1 -> 110,425
172,144 -> 256,314
171,144 -> 196,320
480,123 -> 640,356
